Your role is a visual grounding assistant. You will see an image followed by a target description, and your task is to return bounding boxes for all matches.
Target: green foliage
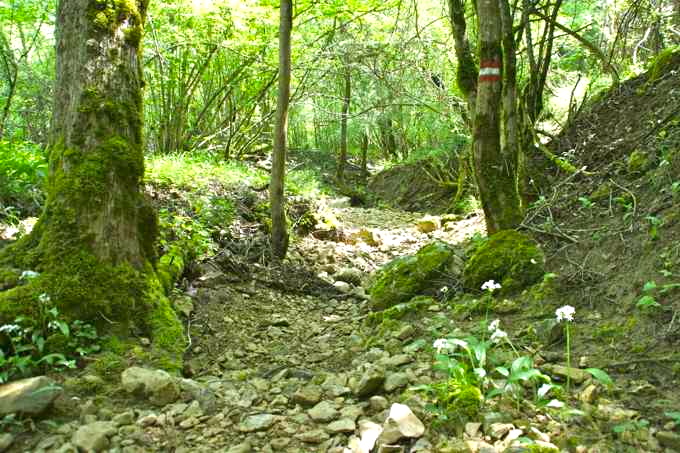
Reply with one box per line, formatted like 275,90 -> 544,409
0,141 -> 47,221
414,326 -> 553,427
0,293 -> 101,383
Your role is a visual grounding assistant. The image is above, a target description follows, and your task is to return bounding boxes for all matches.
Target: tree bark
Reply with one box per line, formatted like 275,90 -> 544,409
473,0 -> 523,235
337,67 -> 351,182
270,0 -> 292,260
0,0 -> 184,367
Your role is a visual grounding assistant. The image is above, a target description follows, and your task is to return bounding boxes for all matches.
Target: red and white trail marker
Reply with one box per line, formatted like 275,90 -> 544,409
479,60 -> 501,82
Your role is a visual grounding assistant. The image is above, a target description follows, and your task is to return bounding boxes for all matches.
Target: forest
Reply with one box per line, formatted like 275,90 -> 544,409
0,0 -> 679,451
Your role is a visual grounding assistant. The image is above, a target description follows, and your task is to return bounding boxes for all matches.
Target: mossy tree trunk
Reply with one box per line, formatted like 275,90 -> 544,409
270,0 -> 292,260
473,0 -> 523,234
0,0 -> 183,368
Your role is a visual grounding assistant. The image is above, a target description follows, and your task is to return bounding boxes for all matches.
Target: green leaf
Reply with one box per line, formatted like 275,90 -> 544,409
642,281 -> 657,292
585,368 -> 613,386
495,366 -> 509,377
636,295 -> 660,309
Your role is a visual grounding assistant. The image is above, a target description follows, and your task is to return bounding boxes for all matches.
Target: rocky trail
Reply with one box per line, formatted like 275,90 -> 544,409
3,204 -> 491,453
3,200 -> 679,453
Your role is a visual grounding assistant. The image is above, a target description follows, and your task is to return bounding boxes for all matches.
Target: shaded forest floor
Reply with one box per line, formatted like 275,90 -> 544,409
2,51 -> 680,453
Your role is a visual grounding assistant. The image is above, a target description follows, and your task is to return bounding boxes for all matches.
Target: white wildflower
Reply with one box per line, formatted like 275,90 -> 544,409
490,329 -> 508,344
488,319 -> 500,332
538,384 -> 553,398
555,305 -> 575,322
440,286 -> 449,293
0,324 -> 20,334
38,293 -> 51,304
433,338 -> 452,353
20,270 -> 39,280
546,399 -> 565,408
481,280 -> 501,292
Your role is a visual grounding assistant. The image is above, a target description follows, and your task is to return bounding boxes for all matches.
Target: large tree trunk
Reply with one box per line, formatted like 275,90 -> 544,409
473,0 -> 523,234
0,0 -> 183,367
270,0 -> 292,260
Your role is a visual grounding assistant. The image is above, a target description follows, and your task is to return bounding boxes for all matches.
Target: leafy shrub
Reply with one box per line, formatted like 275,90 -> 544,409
0,140 -> 47,222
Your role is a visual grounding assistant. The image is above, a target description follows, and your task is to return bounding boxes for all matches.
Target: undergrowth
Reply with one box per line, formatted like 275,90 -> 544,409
0,140 -> 47,223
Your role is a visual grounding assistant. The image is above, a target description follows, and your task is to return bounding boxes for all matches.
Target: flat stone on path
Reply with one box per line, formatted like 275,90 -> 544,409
308,400 -> 339,422
327,418 -> 357,433
238,413 -> 276,432
0,376 -> 62,416
72,421 -> 117,452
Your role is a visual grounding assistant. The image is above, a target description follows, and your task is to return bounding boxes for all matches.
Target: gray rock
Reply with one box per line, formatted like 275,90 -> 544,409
334,268 -> 363,286
483,412 -> 513,432
238,413 -> 276,432
394,324 -> 415,340
333,281 -> 352,293
113,411 -> 135,426
226,441 -> 252,453
179,379 -> 217,414
295,429 -> 330,444
270,438 -> 291,450
657,431 -> 680,450
308,400 -> 339,422
0,433 -> 14,452
71,421 -> 117,452
542,364 -> 590,384
369,396 -> 389,411
355,367 -> 386,398
292,384 -> 322,407
340,404 -> 365,421
121,367 -> 180,406
327,418 -> 357,433
377,404 -> 425,444
384,373 -> 409,392
384,354 -> 413,368
0,376 -> 62,416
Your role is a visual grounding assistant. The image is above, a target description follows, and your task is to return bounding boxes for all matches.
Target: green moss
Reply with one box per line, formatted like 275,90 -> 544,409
463,230 -> 545,294
0,267 -> 21,290
627,149 -> 652,173
367,296 -> 433,326
368,241 -> 461,311
157,245 -> 186,294
89,351 -> 126,380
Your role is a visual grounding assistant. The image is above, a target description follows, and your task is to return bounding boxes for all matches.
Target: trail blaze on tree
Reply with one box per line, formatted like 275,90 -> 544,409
473,0 -> 523,235
0,0 -> 183,367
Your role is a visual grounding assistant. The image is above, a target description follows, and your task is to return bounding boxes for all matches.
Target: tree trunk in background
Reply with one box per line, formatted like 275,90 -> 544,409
337,67 -> 351,182
0,0 -> 184,366
474,0 -> 523,234
447,0 -> 478,210
270,0 -> 292,260
360,129 -> 369,180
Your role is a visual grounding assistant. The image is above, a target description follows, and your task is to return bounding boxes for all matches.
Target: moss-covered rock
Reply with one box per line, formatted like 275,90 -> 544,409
368,241 -> 463,310
463,230 -> 544,294
627,149 -> 652,173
